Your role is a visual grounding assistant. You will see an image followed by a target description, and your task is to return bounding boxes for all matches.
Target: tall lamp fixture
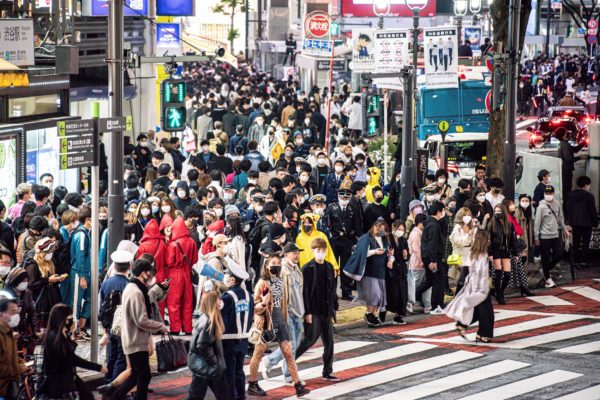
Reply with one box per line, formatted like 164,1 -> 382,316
454,0 -> 468,44
373,0 -> 391,29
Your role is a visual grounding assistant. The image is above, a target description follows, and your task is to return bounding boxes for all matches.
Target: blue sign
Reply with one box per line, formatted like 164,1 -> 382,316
90,0 -> 148,16
156,23 -> 181,48
302,39 -> 333,57
578,27 -> 586,35
157,0 -> 193,16
26,151 -> 37,184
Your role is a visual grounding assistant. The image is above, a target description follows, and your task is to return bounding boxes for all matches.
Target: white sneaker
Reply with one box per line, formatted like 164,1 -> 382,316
260,357 -> 272,380
423,306 -> 431,314
545,278 -> 557,288
429,306 -> 444,315
406,303 -> 414,313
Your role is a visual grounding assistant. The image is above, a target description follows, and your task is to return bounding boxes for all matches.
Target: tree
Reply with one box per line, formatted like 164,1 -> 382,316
212,0 -> 246,53
486,0 -> 533,179
562,0 -> 600,55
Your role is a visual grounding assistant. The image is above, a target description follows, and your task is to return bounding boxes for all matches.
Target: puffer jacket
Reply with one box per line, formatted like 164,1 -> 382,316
449,223 -> 473,265
188,313 -> 226,379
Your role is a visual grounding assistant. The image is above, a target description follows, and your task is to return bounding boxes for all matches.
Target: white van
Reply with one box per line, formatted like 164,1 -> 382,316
423,132 -> 488,187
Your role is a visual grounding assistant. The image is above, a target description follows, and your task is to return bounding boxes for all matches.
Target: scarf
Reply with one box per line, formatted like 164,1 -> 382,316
130,278 -> 152,316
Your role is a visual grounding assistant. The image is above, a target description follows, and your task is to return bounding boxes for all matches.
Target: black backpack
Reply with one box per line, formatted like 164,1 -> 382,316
100,289 -> 122,330
54,227 -> 85,276
248,219 -> 268,258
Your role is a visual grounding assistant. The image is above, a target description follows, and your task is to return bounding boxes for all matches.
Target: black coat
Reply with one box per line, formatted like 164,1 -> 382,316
567,189 -> 599,227
487,219 -> 518,255
188,314 -> 226,379
421,216 -> 444,264
213,156 -> 233,175
302,259 -> 337,318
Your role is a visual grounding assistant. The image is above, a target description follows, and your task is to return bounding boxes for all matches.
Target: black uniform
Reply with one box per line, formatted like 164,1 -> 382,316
325,202 -> 361,298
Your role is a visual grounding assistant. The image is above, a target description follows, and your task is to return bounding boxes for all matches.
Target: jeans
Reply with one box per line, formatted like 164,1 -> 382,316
113,351 -> 151,400
188,374 -> 231,400
407,269 -> 431,308
295,315 -> 334,377
222,340 -> 248,400
266,314 -> 302,380
540,237 -> 563,280
105,335 -> 126,382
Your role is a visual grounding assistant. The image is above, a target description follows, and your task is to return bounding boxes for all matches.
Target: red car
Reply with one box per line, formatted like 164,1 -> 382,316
528,107 -> 591,149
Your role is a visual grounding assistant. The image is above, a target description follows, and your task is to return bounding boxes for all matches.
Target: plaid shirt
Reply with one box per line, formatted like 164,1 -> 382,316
443,215 -> 455,263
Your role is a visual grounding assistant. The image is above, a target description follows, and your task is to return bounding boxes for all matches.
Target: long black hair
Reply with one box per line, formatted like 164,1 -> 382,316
43,303 -> 75,358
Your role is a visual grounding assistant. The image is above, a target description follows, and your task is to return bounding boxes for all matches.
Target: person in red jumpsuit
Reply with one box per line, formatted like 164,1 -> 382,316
166,217 -> 198,335
136,219 -> 167,316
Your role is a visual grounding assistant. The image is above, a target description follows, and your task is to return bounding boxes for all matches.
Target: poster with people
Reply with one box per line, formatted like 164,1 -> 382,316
464,26 -> 482,55
423,27 -> 459,89
351,29 -> 375,72
373,29 -> 409,90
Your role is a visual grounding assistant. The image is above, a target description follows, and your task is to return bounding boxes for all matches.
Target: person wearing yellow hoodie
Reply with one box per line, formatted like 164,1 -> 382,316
296,213 -> 339,273
365,167 -> 381,203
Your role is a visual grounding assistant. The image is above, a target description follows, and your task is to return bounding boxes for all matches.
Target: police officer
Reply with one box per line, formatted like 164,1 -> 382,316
324,181 -> 361,300
221,260 -> 254,400
309,194 -> 330,236
283,33 -> 297,66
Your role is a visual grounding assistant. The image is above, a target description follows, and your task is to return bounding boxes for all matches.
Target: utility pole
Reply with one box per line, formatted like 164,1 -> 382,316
107,0 -> 125,257
545,0 -> 551,57
400,66 -> 414,220
504,0 -> 521,200
245,0 -> 249,60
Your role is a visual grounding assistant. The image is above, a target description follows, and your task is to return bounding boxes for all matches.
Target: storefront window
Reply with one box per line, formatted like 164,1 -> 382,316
8,94 -> 61,118
26,127 -> 78,192
0,136 -> 17,209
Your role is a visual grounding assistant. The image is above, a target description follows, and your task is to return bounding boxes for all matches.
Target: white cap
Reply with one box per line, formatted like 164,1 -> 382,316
117,240 -> 139,257
227,259 -> 249,280
111,250 -> 133,264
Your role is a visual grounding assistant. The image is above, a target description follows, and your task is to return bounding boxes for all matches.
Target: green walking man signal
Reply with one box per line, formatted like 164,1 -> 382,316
161,78 -> 187,132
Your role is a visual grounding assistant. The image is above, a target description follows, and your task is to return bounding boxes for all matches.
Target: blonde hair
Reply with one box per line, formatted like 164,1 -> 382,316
455,207 -> 473,228
61,210 -> 78,226
470,229 -> 489,259
199,291 -> 225,340
124,211 -> 137,225
34,252 -> 55,279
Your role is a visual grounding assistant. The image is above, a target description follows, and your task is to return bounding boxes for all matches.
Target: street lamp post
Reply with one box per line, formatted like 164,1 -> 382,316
454,0 -> 468,44
373,0 -> 391,30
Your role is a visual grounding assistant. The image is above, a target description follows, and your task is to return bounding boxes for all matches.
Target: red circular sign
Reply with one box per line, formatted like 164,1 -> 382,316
485,46 -> 494,73
588,19 -> 598,29
485,89 -> 493,113
304,12 -> 331,39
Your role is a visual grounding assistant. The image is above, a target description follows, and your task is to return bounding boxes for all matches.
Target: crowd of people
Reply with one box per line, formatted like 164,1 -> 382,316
0,60 -> 598,400
518,53 -> 600,116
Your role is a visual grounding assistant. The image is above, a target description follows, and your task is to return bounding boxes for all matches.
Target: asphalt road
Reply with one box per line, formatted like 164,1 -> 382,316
131,263 -> 600,400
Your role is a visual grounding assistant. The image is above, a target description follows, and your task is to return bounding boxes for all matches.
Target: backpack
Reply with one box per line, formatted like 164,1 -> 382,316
54,227 -> 83,276
248,219 -> 268,258
100,289 -> 122,330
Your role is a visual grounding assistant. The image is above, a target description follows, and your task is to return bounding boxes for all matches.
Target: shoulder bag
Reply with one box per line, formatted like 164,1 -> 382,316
176,241 -> 199,286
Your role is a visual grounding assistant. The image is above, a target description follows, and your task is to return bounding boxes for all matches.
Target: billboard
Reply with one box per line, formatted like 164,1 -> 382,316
156,0 -> 194,16
341,0 -> 437,17
0,19 -> 35,66
85,0 -> 148,16
424,27 -> 459,89
351,29 -> 375,72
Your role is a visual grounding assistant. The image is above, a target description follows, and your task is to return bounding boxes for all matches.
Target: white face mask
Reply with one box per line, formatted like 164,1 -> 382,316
313,250 -> 326,262
425,194 -> 435,202
177,190 -> 187,199
544,194 -> 554,202
304,118 -> 310,125
72,221 -> 80,230
318,158 -> 327,166
413,206 -> 423,215
334,165 -> 344,174
128,207 -> 137,213
8,314 -> 20,328
255,205 -> 263,213
161,205 -> 171,213
224,193 -> 234,202
295,139 -> 303,146
141,208 -> 151,217
0,266 -> 10,276
17,282 -> 28,291
215,208 -> 224,218
314,208 -> 325,216
152,205 -> 160,214
248,179 -> 257,185
520,201 -> 530,209
477,195 -> 486,203
43,182 -> 53,191
339,198 -> 350,207
394,230 -> 405,238
278,234 -> 286,244
462,215 -> 472,225
44,253 -> 53,261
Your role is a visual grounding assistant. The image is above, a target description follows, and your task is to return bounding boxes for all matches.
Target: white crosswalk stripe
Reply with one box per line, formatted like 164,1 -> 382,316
455,370 -> 583,400
552,384 -> 600,400
554,340 -> 600,354
260,342 -> 436,391
282,350 -> 483,400
563,286 -> 600,302
370,360 -> 530,400
526,295 -> 575,306
242,340 -> 373,375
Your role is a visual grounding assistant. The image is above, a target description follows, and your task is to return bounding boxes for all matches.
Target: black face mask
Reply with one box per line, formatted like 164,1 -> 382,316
494,213 -> 502,219
100,219 -> 108,229
375,196 -> 384,203
303,225 -> 313,234
269,265 -> 282,275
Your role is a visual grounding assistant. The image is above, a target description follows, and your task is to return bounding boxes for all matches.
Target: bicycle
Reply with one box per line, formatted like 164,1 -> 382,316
17,352 -> 43,400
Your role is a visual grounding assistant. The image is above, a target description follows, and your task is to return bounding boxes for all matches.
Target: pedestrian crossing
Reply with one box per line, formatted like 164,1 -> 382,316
526,295 -> 575,306
260,302 -> 600,400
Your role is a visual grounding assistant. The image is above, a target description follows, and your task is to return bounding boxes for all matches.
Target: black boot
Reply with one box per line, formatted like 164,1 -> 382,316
247,381 -> 267,397
520,285 -> 535,297
499,271 -> 511,304
378,311 -> 387,323
493,271 -> 504,304
295,382 -> 310,397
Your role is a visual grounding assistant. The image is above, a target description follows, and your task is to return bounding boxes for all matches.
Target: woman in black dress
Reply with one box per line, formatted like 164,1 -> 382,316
37,303 -> 106,400
382,220 -> 409,325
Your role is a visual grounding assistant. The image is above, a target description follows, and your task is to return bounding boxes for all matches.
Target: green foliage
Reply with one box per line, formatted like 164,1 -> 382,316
228,28 -> 240,42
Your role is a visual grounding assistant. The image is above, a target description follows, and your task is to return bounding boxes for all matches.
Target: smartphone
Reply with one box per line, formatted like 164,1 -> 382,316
24,361 -> 34,368
60,274 -> 69,279
262,287 -> 270,296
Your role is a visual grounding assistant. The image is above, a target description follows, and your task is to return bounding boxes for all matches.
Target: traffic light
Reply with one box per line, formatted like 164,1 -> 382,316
161,78 -> 187,132
330,22 -> 340,36
362,92 -> 382,137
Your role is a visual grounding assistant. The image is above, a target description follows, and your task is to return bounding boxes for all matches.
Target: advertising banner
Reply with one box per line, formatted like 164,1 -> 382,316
424,27 -> 459,89
302,11 -> 333,57
87,0 -> 148,16
156,23 -> 182,55
0,138 -> 17,208
463,26 -> 482,55
373,29 -> 409,90
351,29 -> 375,72
341,0 -> 437,17
0,19 -> 34,66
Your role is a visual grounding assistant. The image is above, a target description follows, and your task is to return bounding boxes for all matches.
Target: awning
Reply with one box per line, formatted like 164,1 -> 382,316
0,59 -> 29,88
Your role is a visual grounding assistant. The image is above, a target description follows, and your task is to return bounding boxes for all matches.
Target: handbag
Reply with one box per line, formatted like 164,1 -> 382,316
447,254 -> 462,266
176,241 -> 199,286
247,310 -> 276,345
110,305 -> 123,336
156,334 -> 189,372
